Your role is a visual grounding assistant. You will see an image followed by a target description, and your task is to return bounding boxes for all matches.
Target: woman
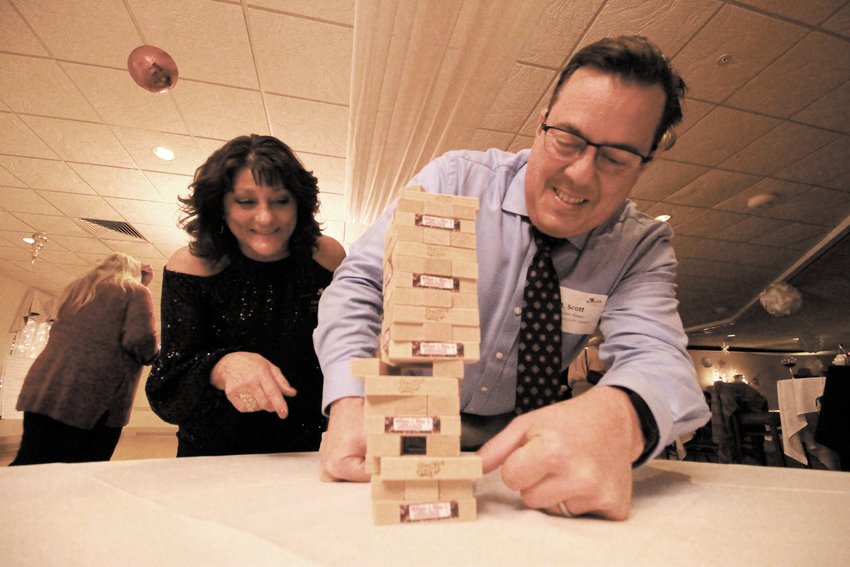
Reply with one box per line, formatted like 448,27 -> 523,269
11,253 -> 158,465
146,134 -> 345,457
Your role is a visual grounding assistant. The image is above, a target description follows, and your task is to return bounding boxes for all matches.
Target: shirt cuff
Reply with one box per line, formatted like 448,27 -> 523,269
613,386 -> 660,467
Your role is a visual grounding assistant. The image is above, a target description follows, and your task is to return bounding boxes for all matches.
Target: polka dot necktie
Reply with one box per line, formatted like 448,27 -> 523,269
516,227 -> 564,414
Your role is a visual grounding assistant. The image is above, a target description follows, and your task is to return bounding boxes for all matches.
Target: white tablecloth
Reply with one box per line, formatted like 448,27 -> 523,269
777,377 -> 826,465
2,453 -> 849,566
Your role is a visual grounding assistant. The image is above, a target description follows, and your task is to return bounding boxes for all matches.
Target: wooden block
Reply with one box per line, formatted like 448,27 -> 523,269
451,261 -> 479,280
390,255 -> 453,276
382,339 -> 479,365
459,219 -> 476,233
451,293 -> 479,309
388,241 -> 477,264
391,224 -> 424,243
364,375 -> 459,397
365,395 -> 427,416
395,198 -> 423,214
378,455 -> 482,481
384,287 -> 454,308
365,414 -> 461,436
450,231 -> 477,249
453,325 -> 480,343
451,204 -> 479,220
371,477 -> 405,500
423,227 -> 452,246
426,434 -> 461,456
365,456 -> 380,475
372,498 -> 478,524
439,480 -> 475,499
431,360 -> 465,379
423,200 -> 453,217
427,394 -> 460,415
404,480 -> 440,501
351,357 -> 382,379
385,271 -> 466,292
366,433 -> 401,459
398,185 -> 479,211
385,304 -> 479,326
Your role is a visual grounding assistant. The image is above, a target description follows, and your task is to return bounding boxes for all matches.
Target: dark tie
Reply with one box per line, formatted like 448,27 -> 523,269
516,227 -> 564,414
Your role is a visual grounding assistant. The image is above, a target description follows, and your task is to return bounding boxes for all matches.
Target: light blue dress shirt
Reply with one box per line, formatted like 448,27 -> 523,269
315,149 -> 710,457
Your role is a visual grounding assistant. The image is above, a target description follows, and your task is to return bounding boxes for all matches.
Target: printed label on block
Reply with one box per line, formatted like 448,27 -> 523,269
415,214 -> 460,231
401,501 -> 458,523
385,416 -> 440,433
412,341 -> 462,357
413,273 -> 459,291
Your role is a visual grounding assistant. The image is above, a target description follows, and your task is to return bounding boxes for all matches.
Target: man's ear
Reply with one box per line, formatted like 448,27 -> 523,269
535,108 -> 548,134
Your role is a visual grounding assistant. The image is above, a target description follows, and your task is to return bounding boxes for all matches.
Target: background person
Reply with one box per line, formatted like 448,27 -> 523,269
146,134 -> 345,457
315,35 -> 710,520
11,253 -> 157,466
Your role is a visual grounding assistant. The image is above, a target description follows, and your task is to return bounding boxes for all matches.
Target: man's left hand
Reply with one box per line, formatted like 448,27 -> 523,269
477,386 -> 644,521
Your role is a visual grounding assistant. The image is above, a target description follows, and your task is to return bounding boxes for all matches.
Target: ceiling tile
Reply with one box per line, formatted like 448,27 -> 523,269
48,234 -> 114,254
266,94 -> 347,156
0,187 -> 61,215
20,116 -> 136,168
672,107 -> 779,166
0,156 -> 94,193
0,166 -> 24,187
714,177 -> 812,214
250,0 -> 355,25
249,9 -> 352,104
111,127 -> 209,175
711,215 -> 790,243
127,0 -> 258,88
825,168 -> 850,192
14,0 -> 141,67
69,163 -> 162,201
0,210 -> 36,232
481,64 -> 554,131
728,32 -> 850,118
762,186 -> 850,226
725,241 -> 795,268
583,0 -> 720,56
671,234 -> 730,261
318,192 -> 345,222
132,223 -> 189,248
469,130 -> 514,153
517,0 -> 602,68
0,113 -> 59,160
734,0 -> 846,26
0,54 -> 98,120
170,81 -> 268,140
63,63 -> 188,134
644,202 -> 705,226
35,248 -> 88,266
0,0 -> 48,56
672,4 -> 806,103
507,135 -> 533,154
143,171 -> 193,204
666,169 -> 760,207
751,221 -> 828,249
675,99 -> 715,136
671,208 -> 751,238
300,153 -> 345,195
104,197 -> 179,227
775,134 -> 850,187
12,212 -> 93,237
0,245 -> 35,263
793,79 -> 850,134
821,3 -> 850,36
100,239 -> 165,259
39,190 -> 122,220
632,159 -> 709,201
720,121 -> 840,175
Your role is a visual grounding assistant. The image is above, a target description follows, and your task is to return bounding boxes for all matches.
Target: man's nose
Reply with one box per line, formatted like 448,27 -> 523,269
563,146 -> 597,186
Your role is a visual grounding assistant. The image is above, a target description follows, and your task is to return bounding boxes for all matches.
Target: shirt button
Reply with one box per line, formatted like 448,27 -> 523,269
495,351 -> 504,360
514,306 -> 522,315
480,386 -> 489,392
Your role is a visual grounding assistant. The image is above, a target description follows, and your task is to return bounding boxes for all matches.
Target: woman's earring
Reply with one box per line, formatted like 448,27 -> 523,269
219,223 -> 225,235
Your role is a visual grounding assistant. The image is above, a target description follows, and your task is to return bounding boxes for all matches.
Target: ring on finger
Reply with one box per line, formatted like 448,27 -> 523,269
557,501 -> 573,519
238,393 -> 257,412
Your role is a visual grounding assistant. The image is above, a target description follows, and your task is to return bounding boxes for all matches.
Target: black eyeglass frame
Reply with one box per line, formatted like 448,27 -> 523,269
539,120 -> 654,165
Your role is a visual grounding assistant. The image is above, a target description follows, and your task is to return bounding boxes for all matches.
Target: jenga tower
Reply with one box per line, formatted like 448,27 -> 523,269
351,185 -> 482,525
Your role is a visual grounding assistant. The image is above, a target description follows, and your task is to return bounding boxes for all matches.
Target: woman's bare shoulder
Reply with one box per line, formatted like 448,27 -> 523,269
312,235 -> 346,272
166,246 -> 225,276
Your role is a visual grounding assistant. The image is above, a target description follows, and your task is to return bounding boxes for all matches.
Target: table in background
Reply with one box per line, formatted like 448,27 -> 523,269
776,376 -> 838,468
2,453 -> 849,566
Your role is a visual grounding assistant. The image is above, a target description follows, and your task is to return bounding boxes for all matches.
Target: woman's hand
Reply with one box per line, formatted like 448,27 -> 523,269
141,263 -> 154,287
210,352 -> 297,419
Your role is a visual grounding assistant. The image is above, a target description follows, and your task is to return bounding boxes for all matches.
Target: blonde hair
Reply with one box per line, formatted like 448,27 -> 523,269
56,253 -> 142,318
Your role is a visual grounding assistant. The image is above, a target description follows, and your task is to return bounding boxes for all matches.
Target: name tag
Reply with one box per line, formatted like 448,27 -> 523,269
559,287 -> 607,335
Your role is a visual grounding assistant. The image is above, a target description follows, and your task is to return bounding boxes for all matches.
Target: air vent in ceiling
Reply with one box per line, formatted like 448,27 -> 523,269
74,218 -> 148,241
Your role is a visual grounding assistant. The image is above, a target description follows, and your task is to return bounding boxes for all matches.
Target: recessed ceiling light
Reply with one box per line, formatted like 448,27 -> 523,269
655,214 -> 671,222
727,334 -> 736,338
747,193 -> 778,209
22,236 -> 35,244
152,146 -> 175,161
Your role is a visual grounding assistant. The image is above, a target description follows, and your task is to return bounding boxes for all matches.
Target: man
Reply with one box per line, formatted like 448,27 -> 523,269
314,36 -> 710,520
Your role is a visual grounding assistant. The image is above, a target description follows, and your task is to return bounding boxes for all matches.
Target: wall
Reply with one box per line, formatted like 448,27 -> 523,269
688,349 -> 830,410
0,274 -> 31,377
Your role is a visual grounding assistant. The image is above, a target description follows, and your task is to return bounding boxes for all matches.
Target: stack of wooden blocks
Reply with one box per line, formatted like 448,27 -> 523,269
352,185 -> 483,525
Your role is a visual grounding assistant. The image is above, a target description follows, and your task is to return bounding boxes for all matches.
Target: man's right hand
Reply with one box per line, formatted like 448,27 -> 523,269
319,397 -> 370,482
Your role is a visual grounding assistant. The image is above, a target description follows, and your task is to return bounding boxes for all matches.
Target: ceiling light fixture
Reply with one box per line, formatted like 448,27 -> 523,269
655,214 -> 671,222
747,193 -> 778,209
27,231 -> 49,263
152,146 -> 175,161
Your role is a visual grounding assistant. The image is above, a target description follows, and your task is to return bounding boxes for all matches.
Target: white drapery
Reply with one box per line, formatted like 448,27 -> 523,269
345,0 -> 548,224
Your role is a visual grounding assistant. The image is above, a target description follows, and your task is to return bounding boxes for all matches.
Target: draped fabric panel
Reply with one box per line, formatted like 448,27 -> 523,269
345,0 -> 548,224
10,288 -> 57,332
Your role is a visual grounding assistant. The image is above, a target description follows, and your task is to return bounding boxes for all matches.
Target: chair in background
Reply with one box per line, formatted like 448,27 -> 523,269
731,410 -> 786,467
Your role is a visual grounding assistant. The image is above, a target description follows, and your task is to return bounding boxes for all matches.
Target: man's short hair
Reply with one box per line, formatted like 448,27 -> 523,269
548,35 -> 687,153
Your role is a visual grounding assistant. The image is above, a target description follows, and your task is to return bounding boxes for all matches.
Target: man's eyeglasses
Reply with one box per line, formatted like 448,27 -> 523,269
540,122 -> 653,176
